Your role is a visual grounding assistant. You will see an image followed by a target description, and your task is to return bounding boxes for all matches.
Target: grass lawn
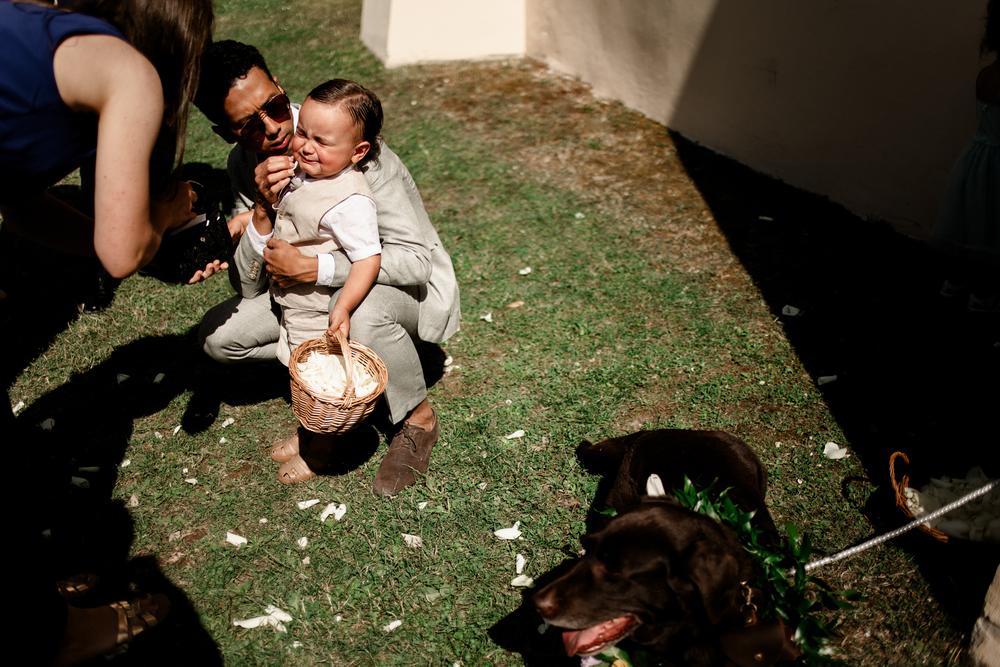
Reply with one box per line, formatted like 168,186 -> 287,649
4,1 -> 998,665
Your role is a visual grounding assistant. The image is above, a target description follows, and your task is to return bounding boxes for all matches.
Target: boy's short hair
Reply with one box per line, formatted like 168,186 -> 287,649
307,79 -> 383,169
194,40 -> 273,126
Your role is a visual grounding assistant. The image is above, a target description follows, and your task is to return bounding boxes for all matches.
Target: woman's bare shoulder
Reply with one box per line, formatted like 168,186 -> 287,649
53,33 -> 160,114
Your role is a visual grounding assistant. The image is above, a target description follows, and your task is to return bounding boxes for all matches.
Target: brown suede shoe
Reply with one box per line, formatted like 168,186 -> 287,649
372,416 -> 439,496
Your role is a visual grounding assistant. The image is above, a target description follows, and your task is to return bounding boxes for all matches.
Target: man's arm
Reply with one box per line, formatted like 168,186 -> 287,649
329,145 -> 433,287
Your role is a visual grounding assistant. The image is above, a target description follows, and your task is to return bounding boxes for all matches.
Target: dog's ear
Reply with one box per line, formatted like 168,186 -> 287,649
684,537 -> 745,625
576,432 -> 643,473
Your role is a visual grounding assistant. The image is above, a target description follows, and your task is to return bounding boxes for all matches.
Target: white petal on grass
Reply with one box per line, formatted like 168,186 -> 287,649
128,494 -> 139,508
265,606 -> 293,623
320,502 -> 347,522
444,356 -> 453,367
182,468 -> 189,474
781,305 -> 802,317
233,615 -> 272,630
11,400 -> 25,415
259,518 -> 268,524
297,537 -> 308,549
817,375 -> 838,386
494,521 -> 522,540
506,300 -> 525,309
478,482 -> 488,490
226,532 -> 247,547
302,557 -> 310,565
645,473 -> 666,497
172,425 -> 181,436
518,267 -> 532,275
515,553 -> 526,575
40,418 -> 55,431
574,212 -> 585,219
292,641 -> 303,649
480,312 -> 493,323
120,458 -> 131,468
417,501 -> 429,510
334,615 -> 343,622
219,437 -> 228,445
153,372 -> 166,384
221,417 -> 235,428
153,432 -> 162,440
504,430 -> 525,440
823,442 -> 850,460
401,533 -> 423,548
185,478 -> 198,485
383,619 -> 403,633
511,575 -> 535,588
297,499 -> 321,510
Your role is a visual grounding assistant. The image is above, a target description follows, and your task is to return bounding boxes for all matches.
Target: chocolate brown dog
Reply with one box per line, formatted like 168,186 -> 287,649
532,430 -> 798,667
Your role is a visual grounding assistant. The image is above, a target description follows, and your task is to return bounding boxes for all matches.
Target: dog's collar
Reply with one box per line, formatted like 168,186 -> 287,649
719,582 -> 800,667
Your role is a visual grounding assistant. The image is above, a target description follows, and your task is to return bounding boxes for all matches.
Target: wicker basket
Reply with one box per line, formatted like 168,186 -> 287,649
888,451 -> 950,543
288,330 -> 388,433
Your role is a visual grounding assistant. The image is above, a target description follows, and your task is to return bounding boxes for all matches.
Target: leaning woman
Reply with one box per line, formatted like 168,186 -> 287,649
0,1 -> 213,665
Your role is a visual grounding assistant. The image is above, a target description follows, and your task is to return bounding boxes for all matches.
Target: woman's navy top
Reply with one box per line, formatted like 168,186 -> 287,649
0,1 -> 124,203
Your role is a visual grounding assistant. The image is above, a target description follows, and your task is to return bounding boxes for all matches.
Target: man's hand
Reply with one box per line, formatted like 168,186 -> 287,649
327,304 -> 350,339
187,259 -> 229,284
253,155 -> 296,207
263,237 -> 318,287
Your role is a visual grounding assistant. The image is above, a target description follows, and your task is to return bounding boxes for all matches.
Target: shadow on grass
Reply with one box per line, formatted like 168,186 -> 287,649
669,131 -> 999,632
7,330 -> 296,664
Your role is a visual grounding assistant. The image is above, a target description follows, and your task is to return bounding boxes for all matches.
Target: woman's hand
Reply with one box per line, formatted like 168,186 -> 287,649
253,155 -> 296,207
151,180 -> 197,233
327,304 -> 351,340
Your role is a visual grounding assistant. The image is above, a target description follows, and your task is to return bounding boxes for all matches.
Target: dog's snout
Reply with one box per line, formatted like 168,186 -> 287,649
533,586 -> 561,619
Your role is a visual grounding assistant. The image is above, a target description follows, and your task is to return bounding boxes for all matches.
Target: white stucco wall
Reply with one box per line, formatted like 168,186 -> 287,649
361,0 -> 989,237
361,0 -> 526,68
526,0 -> 987,237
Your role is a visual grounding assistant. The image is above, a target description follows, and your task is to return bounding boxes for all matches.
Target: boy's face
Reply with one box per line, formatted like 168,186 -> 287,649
220,66 -> 294,155
291,97 -> 370,179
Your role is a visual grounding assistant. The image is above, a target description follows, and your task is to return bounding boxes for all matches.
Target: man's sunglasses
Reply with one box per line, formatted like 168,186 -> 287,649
235,92 -> 292,144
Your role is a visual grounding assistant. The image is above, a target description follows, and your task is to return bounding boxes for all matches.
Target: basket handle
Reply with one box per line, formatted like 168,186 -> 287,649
327,329 -> 355,400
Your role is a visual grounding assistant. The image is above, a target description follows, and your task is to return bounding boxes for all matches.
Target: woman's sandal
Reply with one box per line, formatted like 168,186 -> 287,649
277,455 -> 316,484
270,433 -> 300,463
54,593 -> 170,667
56,573 -> 100,600
109,594 -> 169,645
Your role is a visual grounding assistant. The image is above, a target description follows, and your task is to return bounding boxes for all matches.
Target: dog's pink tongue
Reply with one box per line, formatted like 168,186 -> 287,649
561,616 -> 632,656
562,627 -> 603,656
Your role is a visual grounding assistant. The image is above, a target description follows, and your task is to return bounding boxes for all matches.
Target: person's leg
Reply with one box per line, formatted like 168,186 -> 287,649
198,292 -> 281,363
346,285 -> 439,496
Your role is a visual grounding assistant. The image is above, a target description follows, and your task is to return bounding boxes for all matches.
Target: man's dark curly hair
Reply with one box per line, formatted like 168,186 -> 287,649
193,40 -> 274,126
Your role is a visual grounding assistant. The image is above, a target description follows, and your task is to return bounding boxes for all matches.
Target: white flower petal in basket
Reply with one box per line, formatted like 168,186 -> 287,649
494,521 -> 521,540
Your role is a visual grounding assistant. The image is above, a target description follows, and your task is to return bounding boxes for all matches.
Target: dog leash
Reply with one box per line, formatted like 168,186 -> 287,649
802,479 -> 997,573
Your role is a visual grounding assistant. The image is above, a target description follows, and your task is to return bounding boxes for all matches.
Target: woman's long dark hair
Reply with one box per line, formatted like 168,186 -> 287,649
65,0 -> 214,192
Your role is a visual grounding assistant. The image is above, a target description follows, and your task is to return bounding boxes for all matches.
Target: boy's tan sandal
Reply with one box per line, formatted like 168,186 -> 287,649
277,455 -> 316,484
270,434 -> 300,463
